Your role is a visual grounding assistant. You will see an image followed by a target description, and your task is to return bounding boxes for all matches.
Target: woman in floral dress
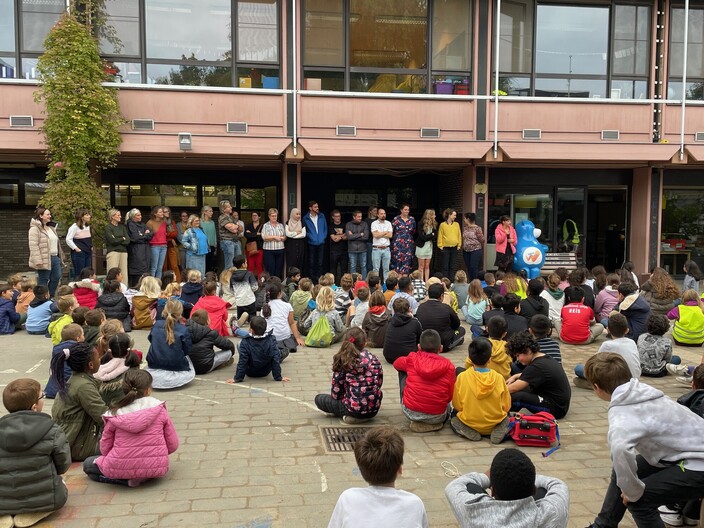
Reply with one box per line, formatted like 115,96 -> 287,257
392,204 -> 416,276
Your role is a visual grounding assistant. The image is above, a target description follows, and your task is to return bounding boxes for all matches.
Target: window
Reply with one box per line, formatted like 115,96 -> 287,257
100,0 -> 140,56
0,0 -> 15,55
21,0 -> 64,53
203,185 -> 237,208
303,0 -> 471,94
0,183 -> 18,205
669,6 -> 704,100
497,2 -> 650,99
25,182 -> 48,206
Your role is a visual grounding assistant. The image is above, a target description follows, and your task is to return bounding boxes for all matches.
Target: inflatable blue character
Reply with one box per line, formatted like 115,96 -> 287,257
513,220 -> 548,279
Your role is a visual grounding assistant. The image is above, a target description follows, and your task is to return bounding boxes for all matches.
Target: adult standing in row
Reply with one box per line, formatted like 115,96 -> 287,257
303,201 -> 327,284
181,214 -> 209,277
146,206 -> 167,279
104,209 -> 129,276
392,204 -> 416,276
364,206 -> 378,277
28,207 -> 64,297
370,208 -> 393,281
285,208 -> 306,273
176,211 -> 189,273
200,206 -> 217,273
162,207 -> 180,282
218,200 -> 241,271
65,209 -> 92,279
415,209 -> 437,282
462,212 -> 485,281
329,210 -> 347,283
494,215 -> 517,273
437,208 -> 461,280
244,212 -> 264,277
346,210 -> 369,275
126,208 -> 152,288
262,208 -> 286,278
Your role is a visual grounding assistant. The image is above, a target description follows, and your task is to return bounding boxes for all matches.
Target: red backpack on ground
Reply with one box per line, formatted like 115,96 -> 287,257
508,411 -> 560,457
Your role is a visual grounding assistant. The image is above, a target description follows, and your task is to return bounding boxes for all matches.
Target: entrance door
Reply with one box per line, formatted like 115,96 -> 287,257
556,187 -> 586,261
586,187 -> 628,271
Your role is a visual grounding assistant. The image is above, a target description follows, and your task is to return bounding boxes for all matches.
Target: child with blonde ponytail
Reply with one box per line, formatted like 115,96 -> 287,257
145,299 -> 194,389
82,370 -> 179,488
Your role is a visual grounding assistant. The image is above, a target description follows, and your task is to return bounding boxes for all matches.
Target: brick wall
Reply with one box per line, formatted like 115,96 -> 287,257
0,208 -> 34,279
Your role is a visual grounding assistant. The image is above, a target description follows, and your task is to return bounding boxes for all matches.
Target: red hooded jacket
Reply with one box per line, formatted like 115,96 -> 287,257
393,351 -> 456,415
191,295 -> 231,336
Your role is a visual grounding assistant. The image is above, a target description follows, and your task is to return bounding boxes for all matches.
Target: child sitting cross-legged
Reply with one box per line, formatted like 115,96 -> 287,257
95,280 -> 132,332
444,448 -> 569,528
583,353 -> 704,528
393,329 -> 455,433
83,309 -> 105,348
45,323 -> 84,399
529,314 -> 562,364
327,426 -> 428,528
303,286 -> 345,346
25,285 -> 53,336
82,369 -> 179,488
69,267 -> 100,309
468,315 -> 511,380
0,282 -> 23,335
94,333 -> 142,406
556,286 -> 604,345
191,280 -> 230,337
227,316 -> 290,384
289,277 -> 312,322
637,313 -> 680,377
667,289 -> 704,347
187,309 -> 235,375
48,295 -> 78,346
451,337 -> 511,444
0,378 -> 71,528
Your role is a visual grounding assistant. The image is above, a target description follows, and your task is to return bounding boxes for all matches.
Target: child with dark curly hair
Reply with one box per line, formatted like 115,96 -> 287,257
638,314 -> 680,377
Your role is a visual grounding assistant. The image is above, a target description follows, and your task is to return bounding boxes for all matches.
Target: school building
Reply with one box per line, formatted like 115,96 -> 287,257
0,0 -> 703,278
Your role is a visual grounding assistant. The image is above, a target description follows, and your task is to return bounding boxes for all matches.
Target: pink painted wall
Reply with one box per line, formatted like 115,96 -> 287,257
661,105 -> 704,144
630,167 -> 652,275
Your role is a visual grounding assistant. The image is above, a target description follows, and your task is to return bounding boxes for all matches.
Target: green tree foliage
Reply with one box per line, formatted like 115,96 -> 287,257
34,8 -> 125,241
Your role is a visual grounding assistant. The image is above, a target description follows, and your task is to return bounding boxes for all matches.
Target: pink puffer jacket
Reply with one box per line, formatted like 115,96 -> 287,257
96,397 -> 178,480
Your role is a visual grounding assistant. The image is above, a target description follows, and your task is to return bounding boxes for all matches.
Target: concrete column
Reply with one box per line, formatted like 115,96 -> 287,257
630,167 -> 661,277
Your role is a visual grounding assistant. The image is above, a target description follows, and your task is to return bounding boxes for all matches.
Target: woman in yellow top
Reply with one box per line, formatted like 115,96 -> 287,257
437,208 -> 462,279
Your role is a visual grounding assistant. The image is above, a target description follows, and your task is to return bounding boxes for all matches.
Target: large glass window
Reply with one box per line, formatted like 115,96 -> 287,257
237,0 -> 278,63
497,2 -> 651,99
0,0 -> 15,54
21,0 -> 64,52
100,0 -> 140,56
304,0 -> 343,67
669,6 -> 704,100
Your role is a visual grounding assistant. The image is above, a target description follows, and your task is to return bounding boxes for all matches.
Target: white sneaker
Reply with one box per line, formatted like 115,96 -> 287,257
659,508 -> 683,527
676,376 -> 694,386
667,364 -> 689,376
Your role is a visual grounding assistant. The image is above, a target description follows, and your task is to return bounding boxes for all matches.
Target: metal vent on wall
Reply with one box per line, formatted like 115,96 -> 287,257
227,122 -> 248,134
522,128 -> 541,140
9,115 -> 33,127
420,127 -> 441,138
336,125 -> 356,137
696,132 -> 704,142
131,119 -> 155,131
601,130 -> 620,141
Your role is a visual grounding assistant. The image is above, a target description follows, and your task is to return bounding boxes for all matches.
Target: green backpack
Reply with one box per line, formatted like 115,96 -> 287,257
305,315 -> 333,348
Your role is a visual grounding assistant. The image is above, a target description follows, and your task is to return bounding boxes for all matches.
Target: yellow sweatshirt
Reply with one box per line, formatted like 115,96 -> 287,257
452,367 -> 511,435
48,314 -> 73,346
437,221 -> 461,249
465,338 -> 511,380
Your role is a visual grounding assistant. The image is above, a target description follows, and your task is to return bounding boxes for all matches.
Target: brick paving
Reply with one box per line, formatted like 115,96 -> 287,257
1,325 -> 701,527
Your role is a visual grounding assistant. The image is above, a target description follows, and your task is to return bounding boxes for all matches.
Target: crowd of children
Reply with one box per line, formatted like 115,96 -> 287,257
2,258 -> 704,527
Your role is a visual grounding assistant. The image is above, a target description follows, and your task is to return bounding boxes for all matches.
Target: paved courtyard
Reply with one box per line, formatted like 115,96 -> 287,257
1,324 -> 701,528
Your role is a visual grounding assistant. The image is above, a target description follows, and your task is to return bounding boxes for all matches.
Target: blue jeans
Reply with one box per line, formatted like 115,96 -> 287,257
150,246 -> 167,278
349,252 -> 367,275
366,242 -> 373,277
371,247 -> 391,281
186,253 -> 206,277
70,250 -> 92,279
463,249 -> 483,281
308,244 -> 324,283
221,239 -> 236,270
575,364 -> 585,378
264,249 -> 285,279
37,255 -> 62,298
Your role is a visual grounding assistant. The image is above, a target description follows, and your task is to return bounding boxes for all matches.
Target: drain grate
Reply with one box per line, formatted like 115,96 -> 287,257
320,426 -> 374,453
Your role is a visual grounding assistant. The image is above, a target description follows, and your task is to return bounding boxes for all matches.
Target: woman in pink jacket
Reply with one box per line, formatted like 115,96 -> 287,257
494,215 -> 517,273
82,370 -> 178,487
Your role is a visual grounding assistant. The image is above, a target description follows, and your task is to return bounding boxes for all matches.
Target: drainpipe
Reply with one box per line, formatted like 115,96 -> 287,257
292,0 -> 298,156
493,0 -> 501,159
680,0 -> 689,160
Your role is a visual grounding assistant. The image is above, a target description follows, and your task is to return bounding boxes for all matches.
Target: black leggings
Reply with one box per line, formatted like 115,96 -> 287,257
314,394 -> 377,420
83,456 -> 129,487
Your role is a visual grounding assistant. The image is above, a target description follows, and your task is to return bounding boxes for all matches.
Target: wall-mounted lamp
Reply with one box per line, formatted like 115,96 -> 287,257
178,132 -> 192,151
474,183 -> 488,194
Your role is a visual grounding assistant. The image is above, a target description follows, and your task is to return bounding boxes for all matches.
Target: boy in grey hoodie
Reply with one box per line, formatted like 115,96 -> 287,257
584,353 -> 704,528
444,448 -> 569,527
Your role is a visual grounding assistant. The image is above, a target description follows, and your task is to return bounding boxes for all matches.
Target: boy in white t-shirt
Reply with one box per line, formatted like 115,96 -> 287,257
328,426 -> 428,528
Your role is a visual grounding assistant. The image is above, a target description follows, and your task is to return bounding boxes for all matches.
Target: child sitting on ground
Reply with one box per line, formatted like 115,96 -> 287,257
71,306 -> 89,327
16,278 -> 35,315
7,273 -> 22,306
314,327 -> 383,424
393,329 -> 455,433
179,269 -> 203,312
228,315 -> 290,383
83,369 -> 179,488
26,285 -> 53,335
51,342 -> 108,461
48,295 -> 78,345
668,289 -> 704,346
483,272 -> 499,299
520,279 -> 549,321
0,378 -> 71,528
451,270 -> 470,311
529,314 -> 561,364
95,333 -> 142,406
187,309 -> 235,374
334,274 -> 354,319
304,286 -> 345,346
638,313 -> 680,377
97,319 -> 125,360
83,309 -> 105,348
156,282 -> 190,321
348,286 -> 370,328
444,448 -> 569,527
191,280 -> 230,337
362,290 -> 390,348
410,269 -> 427,303
462,279 -> 489,325
583,353 -> 704,528
505,332 -> 571,419
229,255 -> 258,321
327,426 -> 428,528
594,273 -> 620,326
451,337 -> 511,443
383,276 -> 398,304
500,293 -> 529,339
539,272 -> 565,325
0,282 -> 23,334
289,277 -> 312,321
45,324 -> 84,399
613,281 -> 652,342
131,276 -> 161,330
69,267 -> 100,309
466,316 -> 511,380
95,279 -> 132,332
574,313 -> 641,390
556,286 -> 604,345
283,266 -> 301,299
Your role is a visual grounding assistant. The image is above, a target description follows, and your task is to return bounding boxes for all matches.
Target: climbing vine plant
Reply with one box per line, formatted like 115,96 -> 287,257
34,2 -> 124,240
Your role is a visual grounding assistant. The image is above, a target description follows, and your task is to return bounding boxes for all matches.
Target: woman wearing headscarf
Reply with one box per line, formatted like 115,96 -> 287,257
126,208 -> 153,288
28,207 -> 64,297
285,208 -> 306,273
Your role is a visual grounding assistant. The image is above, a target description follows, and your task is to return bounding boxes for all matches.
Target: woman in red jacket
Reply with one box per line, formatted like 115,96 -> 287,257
494,215 -> 517,273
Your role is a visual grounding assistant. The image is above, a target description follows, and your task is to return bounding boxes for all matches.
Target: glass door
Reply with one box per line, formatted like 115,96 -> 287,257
556,187 -> 586,261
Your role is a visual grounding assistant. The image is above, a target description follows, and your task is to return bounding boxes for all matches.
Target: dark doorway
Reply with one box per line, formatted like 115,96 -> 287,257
586,188 -> 628,272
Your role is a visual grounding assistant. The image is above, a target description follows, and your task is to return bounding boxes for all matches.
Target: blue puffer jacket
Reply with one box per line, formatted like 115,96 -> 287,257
303,212 -> 328,246
0,297 -> 20,334
147,320 -> 192,371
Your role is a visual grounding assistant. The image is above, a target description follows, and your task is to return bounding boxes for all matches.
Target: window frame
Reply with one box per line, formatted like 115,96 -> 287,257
668,2 -> 704,100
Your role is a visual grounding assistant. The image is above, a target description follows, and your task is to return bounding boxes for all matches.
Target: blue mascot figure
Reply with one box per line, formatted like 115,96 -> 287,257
513,220 -> 548,279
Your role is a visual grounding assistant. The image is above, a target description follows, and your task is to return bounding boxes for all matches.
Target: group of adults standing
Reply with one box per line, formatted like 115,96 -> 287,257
28,200 -> 500,293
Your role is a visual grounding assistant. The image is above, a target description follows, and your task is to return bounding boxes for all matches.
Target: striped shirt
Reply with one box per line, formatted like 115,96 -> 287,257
262,222 -> 285,250
536,337 -> 562,363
